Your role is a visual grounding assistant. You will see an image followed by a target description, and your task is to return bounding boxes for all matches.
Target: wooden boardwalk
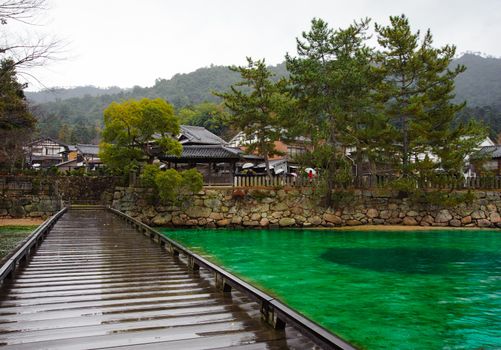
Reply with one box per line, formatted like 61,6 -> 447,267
0,209 -> 321,349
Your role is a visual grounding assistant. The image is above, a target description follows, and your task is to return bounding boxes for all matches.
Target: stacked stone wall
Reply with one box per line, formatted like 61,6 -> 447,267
112,187 -> 501,229
0,175 -> 120,219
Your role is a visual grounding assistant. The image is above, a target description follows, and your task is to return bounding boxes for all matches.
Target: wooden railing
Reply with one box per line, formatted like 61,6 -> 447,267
234,174 -> 313,187
233,174 -> 501,190
0,207 -> 67,283
109,207 -> 356,350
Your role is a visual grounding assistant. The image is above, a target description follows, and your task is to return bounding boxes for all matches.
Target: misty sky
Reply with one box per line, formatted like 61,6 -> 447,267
21,0 -> 501,90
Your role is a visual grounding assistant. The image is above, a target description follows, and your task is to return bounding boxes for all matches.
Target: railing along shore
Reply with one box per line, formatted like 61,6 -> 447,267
109,207 -> 357,350
0,207 -> 67,284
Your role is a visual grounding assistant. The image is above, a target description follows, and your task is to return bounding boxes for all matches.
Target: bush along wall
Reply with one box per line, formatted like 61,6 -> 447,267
112,187 -> 501,229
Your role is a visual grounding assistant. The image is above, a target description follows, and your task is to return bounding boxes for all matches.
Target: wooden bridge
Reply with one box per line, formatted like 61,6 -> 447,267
0,207 -> 355,350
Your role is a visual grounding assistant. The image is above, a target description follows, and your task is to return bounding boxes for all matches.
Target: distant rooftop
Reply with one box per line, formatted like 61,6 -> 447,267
76,144 -> 99,156
179,125 -> 227,145
160,145 -> 242,162
476,145 -> 501,159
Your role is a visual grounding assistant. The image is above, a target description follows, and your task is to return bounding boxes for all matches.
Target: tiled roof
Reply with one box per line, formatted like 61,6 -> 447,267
27,137 -> 68,147
179,125 -> 227,145
161,145 -> 242,161
477,145 -> 501,159
76,144 -> 100,156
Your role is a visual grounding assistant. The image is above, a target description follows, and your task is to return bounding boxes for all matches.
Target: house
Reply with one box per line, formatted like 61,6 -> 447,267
159,145 -> 243,185
469,142 -> 501,176
228,131 -> 307,161
55,144 -> 102,172
157,126 -> 244,185
228,131 -> 307,175
178,125 -> 228,145
60,145 -> 78,162
25,138 -> 68,168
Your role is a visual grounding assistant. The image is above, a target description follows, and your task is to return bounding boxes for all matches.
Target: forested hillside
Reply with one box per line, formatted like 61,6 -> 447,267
27,54 -> 501,143
453,53 -> 501,107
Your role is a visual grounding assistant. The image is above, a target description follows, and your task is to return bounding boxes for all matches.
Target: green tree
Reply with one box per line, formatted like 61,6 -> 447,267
215,58 -> 288,178
99,98 -> 182,173
178,102 -> 232,139
375,14 -> 486,180
140,164 -> 203,204
0,59 -> 36,170
57,123 -> 72,143
286,18 -> 388,205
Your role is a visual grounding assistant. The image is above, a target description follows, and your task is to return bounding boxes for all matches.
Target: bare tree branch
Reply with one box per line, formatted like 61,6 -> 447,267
0,0 -> 62,84
0,0 -> 46,25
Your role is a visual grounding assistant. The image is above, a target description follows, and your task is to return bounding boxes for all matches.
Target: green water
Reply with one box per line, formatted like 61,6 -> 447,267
160,228 -> 501,350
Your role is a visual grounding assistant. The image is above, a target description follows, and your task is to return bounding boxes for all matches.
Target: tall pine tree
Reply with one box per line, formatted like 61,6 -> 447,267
215,58 -> 288,178
375,15 -> 486,182
286,18 -> 389,205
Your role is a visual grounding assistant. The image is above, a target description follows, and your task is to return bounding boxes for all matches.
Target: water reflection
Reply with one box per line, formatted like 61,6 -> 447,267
320,247 -> 500,274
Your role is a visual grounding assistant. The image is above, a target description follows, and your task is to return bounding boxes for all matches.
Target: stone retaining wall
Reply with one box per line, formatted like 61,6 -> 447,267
0,195 -> 61,219
0,175 -> 120,219
112,187 -> 501,229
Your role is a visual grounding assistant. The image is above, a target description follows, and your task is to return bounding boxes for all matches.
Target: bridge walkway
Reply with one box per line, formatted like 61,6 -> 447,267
0,209 -> 319,349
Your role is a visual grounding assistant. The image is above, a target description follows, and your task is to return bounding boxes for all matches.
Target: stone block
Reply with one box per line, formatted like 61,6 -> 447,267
271,202 -> 288,211
346,219 -> 362,226
204,198 -> 222,209
216,219 -> 229,227
9,206 -> 25,218
309,216 -> 322,226
243,220 -> 259,226
279,217 -> 296,227
435,210 -> 452,223
489,212 -> 501,223
403,217 -> 418,226
250,213 -> 261,221
186,206 -> 212,218
461,216 -> 472,224
323,213 -> 342,224
477,219 -> 492,228
231,216 -> 242,224
209,212 -> 223,220
380,210 -> 391,219
366,208 -> 378,218
259,218 -> 269,227
152,213 -> 172,226
471,210 -> 486,220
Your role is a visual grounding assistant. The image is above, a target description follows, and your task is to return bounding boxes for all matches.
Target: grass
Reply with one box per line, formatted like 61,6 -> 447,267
0,226 -> 38,261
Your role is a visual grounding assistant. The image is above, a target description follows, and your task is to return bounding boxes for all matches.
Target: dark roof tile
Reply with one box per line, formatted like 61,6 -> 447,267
161,145 -> 242,161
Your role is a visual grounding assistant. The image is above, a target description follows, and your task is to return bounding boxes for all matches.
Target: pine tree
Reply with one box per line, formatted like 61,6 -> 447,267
215,58 -> 288,178
375,15 -> 486,182
286,18 -> 388,205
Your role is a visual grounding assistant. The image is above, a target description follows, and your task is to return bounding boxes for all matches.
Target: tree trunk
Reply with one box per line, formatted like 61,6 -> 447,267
402,114 -> 409,177
264,152 -> 272,180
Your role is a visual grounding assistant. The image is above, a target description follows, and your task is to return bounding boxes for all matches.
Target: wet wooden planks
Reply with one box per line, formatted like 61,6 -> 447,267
0,209 -> 320,349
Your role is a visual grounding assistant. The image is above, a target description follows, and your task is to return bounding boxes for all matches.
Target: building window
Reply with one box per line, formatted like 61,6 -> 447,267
287,146 -> 306,157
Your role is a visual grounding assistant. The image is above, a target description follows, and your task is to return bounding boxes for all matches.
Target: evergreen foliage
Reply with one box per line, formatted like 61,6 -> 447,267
0,59 -> 36,170
215,58 -> 289,177
178,102 -> 233,140
286,18 -> 388,205
375,15 -> 486,180
26,55 -> 501,144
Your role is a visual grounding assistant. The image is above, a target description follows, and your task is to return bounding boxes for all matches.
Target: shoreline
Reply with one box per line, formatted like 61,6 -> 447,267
0,218 -> 44,227
307,224 -> 490,231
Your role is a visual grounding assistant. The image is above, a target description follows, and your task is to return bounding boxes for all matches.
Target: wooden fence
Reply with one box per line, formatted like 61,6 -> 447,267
233,174 -> 501,190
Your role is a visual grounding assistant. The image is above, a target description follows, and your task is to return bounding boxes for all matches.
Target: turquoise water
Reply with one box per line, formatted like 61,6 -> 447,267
159,228 -> 501,350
